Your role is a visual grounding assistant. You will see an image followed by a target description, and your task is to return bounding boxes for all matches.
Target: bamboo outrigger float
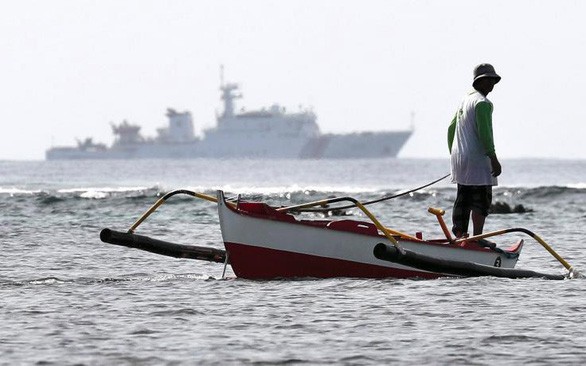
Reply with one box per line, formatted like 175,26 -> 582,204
100,188 -> 579,280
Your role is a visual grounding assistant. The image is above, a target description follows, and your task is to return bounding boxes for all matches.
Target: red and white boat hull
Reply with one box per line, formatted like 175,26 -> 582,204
217,191 -> 522,279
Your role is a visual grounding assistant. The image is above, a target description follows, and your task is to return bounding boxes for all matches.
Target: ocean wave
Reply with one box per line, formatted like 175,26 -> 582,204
0,273 -> 216,288
0,277 -> 72,287
0,186 -> 164,202
515,185 -> 586,199
1,184 -> 584,204
95,273 -> 217,283
183,184 -> 384,195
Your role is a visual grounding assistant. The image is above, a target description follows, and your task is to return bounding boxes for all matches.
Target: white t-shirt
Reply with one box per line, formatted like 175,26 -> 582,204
450,91 -> 498,186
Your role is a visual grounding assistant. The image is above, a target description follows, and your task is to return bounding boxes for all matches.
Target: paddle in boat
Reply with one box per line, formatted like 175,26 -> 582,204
100,186 -> 579,280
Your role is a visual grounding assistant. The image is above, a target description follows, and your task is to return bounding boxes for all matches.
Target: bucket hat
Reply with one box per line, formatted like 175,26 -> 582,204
473,63 -> 501,84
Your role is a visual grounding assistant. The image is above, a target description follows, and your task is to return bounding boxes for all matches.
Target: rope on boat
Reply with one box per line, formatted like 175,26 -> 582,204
286,173 -> 451,213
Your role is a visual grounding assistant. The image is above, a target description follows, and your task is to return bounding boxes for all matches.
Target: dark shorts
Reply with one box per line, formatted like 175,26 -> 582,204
455,184 -> 492,216
452,184 -> 492,236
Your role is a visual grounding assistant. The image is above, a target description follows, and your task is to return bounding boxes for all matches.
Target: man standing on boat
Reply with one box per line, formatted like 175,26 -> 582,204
448,63 -> 502,240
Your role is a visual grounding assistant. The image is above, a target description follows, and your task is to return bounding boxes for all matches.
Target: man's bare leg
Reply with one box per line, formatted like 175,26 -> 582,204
471,210 -> 486,236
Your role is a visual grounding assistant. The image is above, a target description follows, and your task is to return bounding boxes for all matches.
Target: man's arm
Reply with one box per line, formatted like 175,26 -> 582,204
475,102 -> 501,176
475,102 -> 495,155
447,113 -> 457,153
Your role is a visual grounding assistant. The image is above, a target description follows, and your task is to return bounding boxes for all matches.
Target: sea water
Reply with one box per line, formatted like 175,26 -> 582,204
1,158 -> 585,365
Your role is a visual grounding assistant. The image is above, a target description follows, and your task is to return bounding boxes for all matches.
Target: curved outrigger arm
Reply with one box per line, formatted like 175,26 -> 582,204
457,228 -> 575,273
427,206 -> 578,277
127,190 -> 219,233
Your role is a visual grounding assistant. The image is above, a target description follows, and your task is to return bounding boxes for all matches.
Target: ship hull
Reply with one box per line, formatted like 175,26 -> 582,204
46,130 -> 412,160
46,79 -> 413,160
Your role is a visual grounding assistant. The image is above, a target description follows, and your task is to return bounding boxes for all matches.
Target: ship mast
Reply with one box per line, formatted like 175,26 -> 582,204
219,65 -> 241,118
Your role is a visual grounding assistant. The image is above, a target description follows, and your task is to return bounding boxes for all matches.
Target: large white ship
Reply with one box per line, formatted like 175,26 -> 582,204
46,81 -> 412,160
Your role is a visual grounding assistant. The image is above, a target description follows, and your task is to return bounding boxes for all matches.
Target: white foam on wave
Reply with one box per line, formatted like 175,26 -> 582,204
58,186 -> 151,194
58,186 -> 155,199
184,184 -> 384,195
567,183 -> 586,189
0,187 -> 41,195
79,190 -> 109,199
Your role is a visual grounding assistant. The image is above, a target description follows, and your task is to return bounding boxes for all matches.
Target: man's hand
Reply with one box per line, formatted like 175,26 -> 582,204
489,155 -> 502,177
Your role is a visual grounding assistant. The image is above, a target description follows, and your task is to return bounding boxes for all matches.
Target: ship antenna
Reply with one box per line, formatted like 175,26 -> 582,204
218,66 -> 241,119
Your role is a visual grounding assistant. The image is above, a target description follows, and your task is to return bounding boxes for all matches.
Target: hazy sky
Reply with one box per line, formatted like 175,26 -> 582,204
1,0 -> 585,160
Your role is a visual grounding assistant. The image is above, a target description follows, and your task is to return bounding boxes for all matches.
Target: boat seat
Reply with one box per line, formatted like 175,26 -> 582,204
326,220 -> 378,236
237,202 -> 296,222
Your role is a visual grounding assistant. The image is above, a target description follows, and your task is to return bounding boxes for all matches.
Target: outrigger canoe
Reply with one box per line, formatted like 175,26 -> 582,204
100,190 -> 578,280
